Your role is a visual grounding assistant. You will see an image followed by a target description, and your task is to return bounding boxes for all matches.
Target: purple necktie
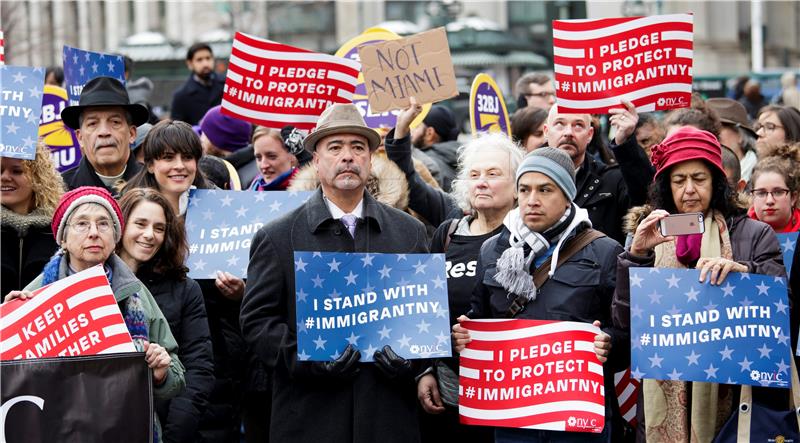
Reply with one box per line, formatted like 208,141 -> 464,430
341,214 -> 357,238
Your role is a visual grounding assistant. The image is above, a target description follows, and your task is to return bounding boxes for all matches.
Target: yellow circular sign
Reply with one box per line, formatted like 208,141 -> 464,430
469,73 -> 510,136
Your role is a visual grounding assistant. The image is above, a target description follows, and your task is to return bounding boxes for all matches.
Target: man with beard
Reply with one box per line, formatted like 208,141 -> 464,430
60,76 -> 149,196
544,106 -> 630,244
170,43 -> 225,125
241,103 -> 430,443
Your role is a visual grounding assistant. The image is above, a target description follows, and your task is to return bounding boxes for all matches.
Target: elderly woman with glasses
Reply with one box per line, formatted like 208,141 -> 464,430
4,186 -> 185,443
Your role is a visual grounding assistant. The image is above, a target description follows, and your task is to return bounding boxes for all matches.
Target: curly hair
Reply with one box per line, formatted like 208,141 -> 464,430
647,159 -> 746,217
116,188 -> 189,279
750,143 -> 800,195
22,142 -> 66,215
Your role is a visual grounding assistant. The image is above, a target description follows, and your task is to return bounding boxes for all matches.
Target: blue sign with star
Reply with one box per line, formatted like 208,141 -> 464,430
0,65 -> 45,160
294,251 -> 452,362
184,189 -> 312,279
62,45 -> 125,106
777,232 -> 797,278
629,268 -> 791,388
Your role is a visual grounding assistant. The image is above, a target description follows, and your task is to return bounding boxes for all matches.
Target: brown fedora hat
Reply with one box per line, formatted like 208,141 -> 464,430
706,98 -> 757,138
303,103 -> 381,152
61,76 -> 150,130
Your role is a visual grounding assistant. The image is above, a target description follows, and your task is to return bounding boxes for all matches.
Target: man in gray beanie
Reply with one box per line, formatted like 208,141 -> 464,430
450,146 -> 630,442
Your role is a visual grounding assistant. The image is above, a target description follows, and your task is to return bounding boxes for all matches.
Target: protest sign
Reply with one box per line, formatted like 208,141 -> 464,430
0,30 -> 5,65
0,66 -> 45,160
614,368 -> 640,425
777,232 -> 797,278
1,353 -> 151,442
458,319 -> 605,432
552,13 -> 693,114
185,189 -> 313,279
0,265 -> 136,361
630,268 -> 791,387
39,85 -> 81,171
222,32 -> 360,131
62,45 -> 125,106
336,27 -> 431,129
469,73 -> 510,136
294,251 -> 451,362
358,27 -> 458,113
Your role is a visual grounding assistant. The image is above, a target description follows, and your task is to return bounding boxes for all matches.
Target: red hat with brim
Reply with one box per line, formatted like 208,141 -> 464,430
650,126 -> 725,179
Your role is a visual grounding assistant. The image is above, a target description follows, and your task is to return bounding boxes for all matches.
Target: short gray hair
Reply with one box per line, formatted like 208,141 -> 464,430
450,132 -> 526,213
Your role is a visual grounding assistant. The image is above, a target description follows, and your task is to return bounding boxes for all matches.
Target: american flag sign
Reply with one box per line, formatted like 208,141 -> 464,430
0,265 -> 136,360
459,319 -> 605,433
222,32 -> 361,131
62,45 -> 125,106
294,251 -> 451,363
630,268 -> 792,387
552,13 -> 693,114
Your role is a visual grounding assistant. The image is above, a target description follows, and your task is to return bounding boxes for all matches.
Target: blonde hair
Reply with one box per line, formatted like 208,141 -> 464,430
22,142 -> 66,215
252,126 -> 283,146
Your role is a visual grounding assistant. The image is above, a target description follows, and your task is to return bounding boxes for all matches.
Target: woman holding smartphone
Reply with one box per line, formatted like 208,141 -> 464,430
612,126 -> 784,442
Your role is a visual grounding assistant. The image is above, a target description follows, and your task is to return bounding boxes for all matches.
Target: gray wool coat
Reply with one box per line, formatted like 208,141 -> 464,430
240,188 -> 429,443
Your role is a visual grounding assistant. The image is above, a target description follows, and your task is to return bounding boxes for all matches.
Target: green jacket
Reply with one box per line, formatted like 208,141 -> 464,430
26,253 -> 186,441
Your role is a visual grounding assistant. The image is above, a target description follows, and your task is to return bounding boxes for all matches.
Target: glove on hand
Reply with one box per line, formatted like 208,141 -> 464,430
373,345 -> 413,380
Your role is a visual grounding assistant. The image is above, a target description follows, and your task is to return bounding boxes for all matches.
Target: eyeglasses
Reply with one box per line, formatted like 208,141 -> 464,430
525,92 -> 556,99
68,219 -> 113,234
750,188 -> 791,199
754,122 -> 784,133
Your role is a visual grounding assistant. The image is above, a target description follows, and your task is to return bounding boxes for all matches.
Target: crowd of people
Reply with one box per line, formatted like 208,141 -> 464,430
2,41 -> 800,443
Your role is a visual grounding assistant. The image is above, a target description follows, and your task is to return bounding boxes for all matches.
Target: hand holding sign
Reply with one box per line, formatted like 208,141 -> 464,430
609,100 -> 639,145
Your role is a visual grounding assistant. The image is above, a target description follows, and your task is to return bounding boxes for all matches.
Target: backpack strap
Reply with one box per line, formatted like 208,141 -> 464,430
442,218 -> 460,252
506,228 -> 606,318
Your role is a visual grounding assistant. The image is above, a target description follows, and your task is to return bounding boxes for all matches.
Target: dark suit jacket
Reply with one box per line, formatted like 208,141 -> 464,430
240,188 -> 429,443
61,154 -> 141,197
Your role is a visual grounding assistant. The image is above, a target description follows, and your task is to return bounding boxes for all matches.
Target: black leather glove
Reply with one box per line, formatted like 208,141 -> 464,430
373,345 -> 413,380
293,344 -> 361,380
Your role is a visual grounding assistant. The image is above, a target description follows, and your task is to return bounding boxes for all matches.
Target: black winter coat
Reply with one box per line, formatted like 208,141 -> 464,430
240,189 -> 429,443
574,153 -> 630,245
142,274 -> 215,443
1,208 -> 58,297
170,74 -> 225,126
61,154 -> 142,197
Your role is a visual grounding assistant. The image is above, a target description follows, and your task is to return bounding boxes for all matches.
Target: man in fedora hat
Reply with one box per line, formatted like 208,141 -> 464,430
240,103 -> 430,443
707,97 -> 759,182
61,76 -> 150,195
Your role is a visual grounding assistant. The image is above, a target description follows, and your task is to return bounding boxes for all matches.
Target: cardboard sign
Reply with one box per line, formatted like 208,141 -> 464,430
459,319 -> 605,432
630,268 -> 792,387
184,189 -> 313,279
336,28 -> 431,129
62,45 -> 125,106
294,252 -> 451,362
0,265 -> 136,360
0,65 -> 45,160
222,32 -> 361,132
469,73 -> 510,136
39,85 -> 81,171
777,232 -> 797,279
552,13 -> 693,113
358,27 -> 458,113
1,353 -> 152,442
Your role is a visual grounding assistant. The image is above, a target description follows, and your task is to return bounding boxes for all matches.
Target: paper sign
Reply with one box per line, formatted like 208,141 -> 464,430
294,252 -> 451,362
358,27 -> 458,113
0,265 -> 136,360
469,73 -> 510,136
335,28 -> 431,129
222,32 -> 361,132
184,189 -> 313,279
62,45 -> 125,106
459,319 -> 605,432
39,85 -> 81,171
0,66 -> 45,160
552,13 -> 693,113
630,268 -> 791,387
777,232 -> 797,279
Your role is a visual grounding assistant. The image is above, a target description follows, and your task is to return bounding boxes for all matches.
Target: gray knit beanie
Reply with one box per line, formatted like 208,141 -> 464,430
515,147 -> 577,201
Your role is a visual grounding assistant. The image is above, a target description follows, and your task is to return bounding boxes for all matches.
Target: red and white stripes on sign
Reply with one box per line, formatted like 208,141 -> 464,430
614,367 -> 640,426
222,32 -> 361,131
552,13 -> 693,113
0,265 -> 136,360
0,30 -> 5,65
458,319 -> 605,432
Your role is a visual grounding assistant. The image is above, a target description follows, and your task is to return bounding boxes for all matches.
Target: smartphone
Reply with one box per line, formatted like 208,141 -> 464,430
659,212 -> 704,237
